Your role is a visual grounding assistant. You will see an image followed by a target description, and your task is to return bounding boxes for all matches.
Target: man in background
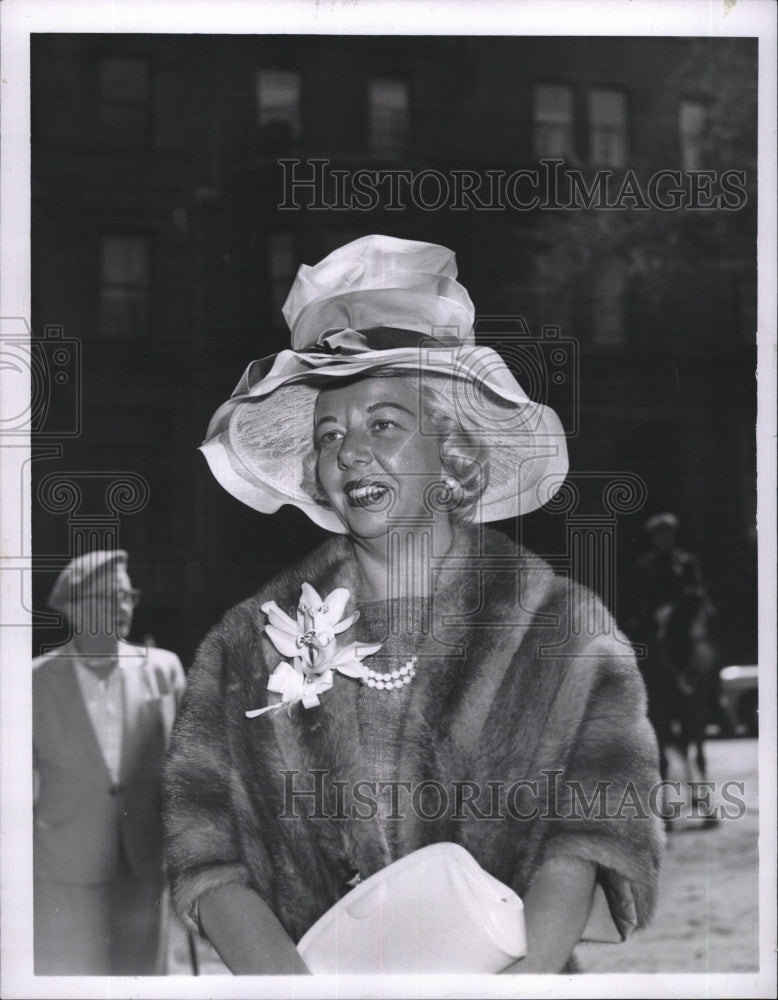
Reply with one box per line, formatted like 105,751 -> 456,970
33,549 -> 185,974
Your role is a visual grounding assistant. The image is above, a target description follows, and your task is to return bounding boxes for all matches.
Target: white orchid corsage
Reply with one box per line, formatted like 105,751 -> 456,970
246,583 -> 381,718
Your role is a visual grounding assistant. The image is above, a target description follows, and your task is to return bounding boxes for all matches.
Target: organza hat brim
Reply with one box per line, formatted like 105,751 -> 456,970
200,343 -> 569,534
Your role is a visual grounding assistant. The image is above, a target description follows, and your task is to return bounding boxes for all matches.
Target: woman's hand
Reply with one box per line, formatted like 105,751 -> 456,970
500,855 -> 596,974
198,883 -> 312,975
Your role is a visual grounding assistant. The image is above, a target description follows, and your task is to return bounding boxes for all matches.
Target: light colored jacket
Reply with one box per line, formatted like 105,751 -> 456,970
34,639 -> 185,885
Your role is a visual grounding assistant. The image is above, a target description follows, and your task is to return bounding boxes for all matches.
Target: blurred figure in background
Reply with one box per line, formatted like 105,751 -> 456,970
629,514 -> 719,824
33,550 -> 185,974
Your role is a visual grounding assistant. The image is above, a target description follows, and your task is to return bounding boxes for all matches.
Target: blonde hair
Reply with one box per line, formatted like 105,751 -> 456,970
301,369 -> 489,523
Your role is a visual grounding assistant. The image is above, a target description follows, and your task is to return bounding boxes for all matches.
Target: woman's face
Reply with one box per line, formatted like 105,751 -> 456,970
314,377 -> 446,539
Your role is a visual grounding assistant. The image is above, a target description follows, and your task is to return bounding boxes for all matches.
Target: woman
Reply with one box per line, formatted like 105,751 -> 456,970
163,235 -> 662,974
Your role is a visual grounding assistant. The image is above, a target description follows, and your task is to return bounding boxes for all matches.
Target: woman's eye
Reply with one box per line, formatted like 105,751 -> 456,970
372,419 -> 397,432
317,430 -> 343,446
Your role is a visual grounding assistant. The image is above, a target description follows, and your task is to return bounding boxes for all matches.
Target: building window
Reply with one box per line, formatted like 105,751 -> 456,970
99,236 -> 150,337
533,83 -> 574,158
588,88 -> 627,167
591,265 -> 626,347
268,232 -> 297,329
368,78 -> 409,156
98,56 -> 151,147
679,100 -> 708,170
257,70 -> 301,138
535,255 -> 573,335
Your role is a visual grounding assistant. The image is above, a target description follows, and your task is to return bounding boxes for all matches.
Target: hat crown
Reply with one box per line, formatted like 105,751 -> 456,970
282,234 -> 475,349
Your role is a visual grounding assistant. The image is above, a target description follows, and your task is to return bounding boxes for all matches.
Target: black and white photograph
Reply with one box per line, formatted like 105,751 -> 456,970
1,1 -> 775,998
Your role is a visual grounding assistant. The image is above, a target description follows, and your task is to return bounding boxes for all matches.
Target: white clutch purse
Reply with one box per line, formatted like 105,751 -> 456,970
297,842 -> 527,974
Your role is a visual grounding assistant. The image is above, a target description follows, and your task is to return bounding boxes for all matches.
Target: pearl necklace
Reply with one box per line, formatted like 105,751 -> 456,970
364,656 -> 417,691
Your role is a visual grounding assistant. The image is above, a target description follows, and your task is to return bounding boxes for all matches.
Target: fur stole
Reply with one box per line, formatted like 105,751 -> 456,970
164,524 -> 662,943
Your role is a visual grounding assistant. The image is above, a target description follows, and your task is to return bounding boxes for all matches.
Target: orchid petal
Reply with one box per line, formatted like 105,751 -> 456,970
265,610 -> 295,635
334,660 -> 368,680
290,655 -> 306,675
261,600 -> 299,634
322,588 -> 350,624
299,582 -> 323,613
309,610 -> 328,635
313,629 -> 335,648
264,624 -> 300,658
308,642 -> 336,673
331,614 -> 358,635
332,641 -> 382,680
332,641 -> 383,664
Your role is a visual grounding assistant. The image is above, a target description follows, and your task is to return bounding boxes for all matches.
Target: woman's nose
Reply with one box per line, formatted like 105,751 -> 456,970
337,431 -> 372,469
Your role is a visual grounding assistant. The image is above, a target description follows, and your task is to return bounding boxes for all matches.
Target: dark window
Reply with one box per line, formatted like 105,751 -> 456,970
588,88 -> 627,167
367,78 -> 408,156
591,265 -> 626,346
535,255 -> 573,334
257,70 -> 301,138
98,56 -> 151,147
533,83 -> 574,158
679,100 -> 708,170
99,236 -> 150,337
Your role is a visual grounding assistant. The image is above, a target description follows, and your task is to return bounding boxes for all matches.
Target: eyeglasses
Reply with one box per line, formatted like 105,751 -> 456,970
116,588 -> 142,607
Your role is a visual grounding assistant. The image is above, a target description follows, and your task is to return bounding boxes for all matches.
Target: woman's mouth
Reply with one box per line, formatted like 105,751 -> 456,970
344,480 -> 392,509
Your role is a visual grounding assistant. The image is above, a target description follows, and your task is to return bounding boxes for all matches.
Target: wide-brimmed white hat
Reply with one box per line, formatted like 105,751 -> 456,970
201,235 -> 568,533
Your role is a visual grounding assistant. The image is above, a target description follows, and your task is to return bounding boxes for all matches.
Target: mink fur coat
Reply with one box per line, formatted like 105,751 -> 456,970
163,524 -> 663,945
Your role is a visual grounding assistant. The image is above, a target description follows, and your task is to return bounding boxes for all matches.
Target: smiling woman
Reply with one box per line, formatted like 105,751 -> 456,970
303,370 -> 489,529
163,235 -> 663,976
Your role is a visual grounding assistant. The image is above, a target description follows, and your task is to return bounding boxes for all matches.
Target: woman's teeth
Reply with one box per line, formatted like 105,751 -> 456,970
347,484 -> 389,506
